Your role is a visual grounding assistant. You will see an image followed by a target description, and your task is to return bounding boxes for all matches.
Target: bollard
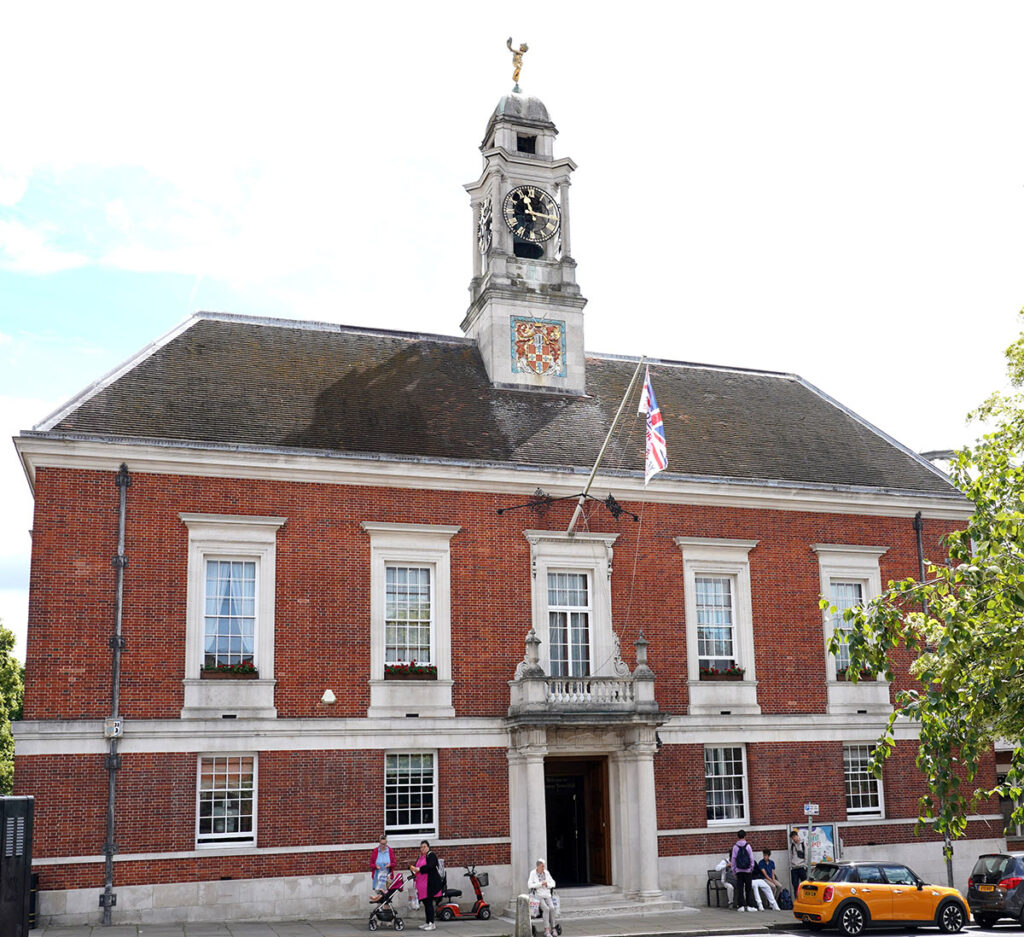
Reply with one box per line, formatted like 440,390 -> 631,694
515,893 -> 533,937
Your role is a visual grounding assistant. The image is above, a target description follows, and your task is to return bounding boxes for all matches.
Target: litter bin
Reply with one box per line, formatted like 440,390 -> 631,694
0,796 -> 34,937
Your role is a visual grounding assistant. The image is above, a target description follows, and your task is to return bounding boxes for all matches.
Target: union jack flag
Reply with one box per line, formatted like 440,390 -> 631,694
638,367 -> 667,485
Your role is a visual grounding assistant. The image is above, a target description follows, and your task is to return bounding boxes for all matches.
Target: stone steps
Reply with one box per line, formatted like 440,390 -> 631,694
502,886 -> 689,922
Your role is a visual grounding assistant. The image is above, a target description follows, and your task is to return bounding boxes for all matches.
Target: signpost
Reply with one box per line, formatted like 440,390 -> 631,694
804,803 -> 819,869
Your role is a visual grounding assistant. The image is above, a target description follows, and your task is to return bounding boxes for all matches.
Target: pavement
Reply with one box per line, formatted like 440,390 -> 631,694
28,906 -> 801,937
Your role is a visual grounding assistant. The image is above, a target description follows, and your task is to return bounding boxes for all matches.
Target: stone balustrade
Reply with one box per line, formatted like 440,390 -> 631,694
507,629 -> 661,721
546,676 -> 635,706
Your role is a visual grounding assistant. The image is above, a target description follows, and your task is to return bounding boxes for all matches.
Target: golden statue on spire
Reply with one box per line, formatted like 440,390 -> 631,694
507,37 -> 528,90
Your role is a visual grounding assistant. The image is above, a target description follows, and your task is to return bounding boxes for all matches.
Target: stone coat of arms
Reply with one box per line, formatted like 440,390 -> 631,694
511,318 -> 566,376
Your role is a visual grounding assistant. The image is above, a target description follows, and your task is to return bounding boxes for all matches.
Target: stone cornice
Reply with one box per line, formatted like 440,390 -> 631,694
14,434 -> 973,521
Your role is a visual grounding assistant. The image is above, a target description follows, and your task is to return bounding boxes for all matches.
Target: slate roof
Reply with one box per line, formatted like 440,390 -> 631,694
40,313 -> 957,496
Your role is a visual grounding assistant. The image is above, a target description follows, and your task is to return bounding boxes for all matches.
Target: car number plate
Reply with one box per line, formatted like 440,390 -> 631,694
979,885 -> 995,892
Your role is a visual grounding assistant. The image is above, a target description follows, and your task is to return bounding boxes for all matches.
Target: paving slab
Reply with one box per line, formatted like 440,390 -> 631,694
31,906 -> 800,937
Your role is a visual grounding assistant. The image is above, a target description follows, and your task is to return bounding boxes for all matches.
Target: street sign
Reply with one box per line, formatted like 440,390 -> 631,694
803,802 -> 819,815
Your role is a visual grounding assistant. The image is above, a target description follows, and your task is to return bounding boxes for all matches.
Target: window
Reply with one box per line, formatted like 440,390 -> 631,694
695,576 -> 736,671
385,752 -> 436,836
362,522 -> 459,718
385,565 -> 433,665
516,134 -> 537,153
705,745 -> 747,823
180,513 -> 285,719
675,538 -> 760,715
204,560 -> 256,669
197,754 -> 256,846
854,864 -> 885,884
830,581 -> 864,673
523,531 -> 619,677
844,743 -> 883,817
882,865 -> 917,886
812,544 -> 890,714
548,571 -> 591,677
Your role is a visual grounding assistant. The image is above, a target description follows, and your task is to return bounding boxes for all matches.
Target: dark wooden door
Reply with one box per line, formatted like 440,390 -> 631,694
584,759 -> 610,885
544,758 -> 611,886
545,774 -> 587,884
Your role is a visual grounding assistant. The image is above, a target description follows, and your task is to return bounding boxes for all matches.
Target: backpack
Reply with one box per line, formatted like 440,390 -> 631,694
734,843 -> 752,870
778,889 -> 793,911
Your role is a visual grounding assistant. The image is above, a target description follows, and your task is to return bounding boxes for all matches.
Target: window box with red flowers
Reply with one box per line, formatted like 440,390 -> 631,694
201,660 -> 259,680
384,662 -> 438,681
699,665 -> 745,681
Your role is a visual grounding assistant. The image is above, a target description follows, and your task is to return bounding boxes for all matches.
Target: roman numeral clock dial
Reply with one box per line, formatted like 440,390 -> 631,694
502,185 -> 560,242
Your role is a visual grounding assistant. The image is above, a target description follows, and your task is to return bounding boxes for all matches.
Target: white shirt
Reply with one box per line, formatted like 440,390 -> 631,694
528,868 -> 555,898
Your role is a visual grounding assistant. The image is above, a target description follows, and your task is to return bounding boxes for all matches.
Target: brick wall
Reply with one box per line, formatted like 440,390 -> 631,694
18,747 -> 511,891
23,467 -> 959,721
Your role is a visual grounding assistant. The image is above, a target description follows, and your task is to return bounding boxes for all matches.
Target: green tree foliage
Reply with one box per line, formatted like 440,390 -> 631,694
0,620 -> 24,794
828,311 -> 1024,844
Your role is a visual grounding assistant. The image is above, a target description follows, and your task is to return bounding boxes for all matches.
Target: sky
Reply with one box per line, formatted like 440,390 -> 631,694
1,2 -> 1022,661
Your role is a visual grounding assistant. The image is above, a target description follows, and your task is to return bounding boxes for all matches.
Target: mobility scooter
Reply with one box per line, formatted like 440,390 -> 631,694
435,865 -> 492,921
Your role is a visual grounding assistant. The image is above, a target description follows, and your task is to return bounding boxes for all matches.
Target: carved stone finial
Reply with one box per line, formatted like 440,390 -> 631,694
514,626 -> 545,679
633,630 -> 654,678
507,36 -> 529,90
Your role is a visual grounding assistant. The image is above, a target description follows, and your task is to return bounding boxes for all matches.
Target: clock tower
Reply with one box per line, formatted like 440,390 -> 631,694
462,90 -> 587,395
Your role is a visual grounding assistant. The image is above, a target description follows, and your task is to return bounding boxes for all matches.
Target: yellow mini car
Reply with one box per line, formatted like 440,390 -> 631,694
793,860 -> 969,936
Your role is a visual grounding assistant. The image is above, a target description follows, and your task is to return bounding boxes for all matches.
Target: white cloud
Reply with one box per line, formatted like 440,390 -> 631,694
0,219 -> 87,274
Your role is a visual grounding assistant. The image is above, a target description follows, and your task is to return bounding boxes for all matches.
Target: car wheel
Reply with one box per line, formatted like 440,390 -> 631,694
976,913 -> 999,929
439,908 -> 455,922
838,901 -> 868,937
937,900 -> 966,934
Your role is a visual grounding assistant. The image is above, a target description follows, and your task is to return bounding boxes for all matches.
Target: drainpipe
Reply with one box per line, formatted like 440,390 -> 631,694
101,464 -> 130,924
912,512 -> 928,617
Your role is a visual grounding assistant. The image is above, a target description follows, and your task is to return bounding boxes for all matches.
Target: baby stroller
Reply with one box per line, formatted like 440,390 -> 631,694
529,888 -> 562,936
369,871 -> 407,931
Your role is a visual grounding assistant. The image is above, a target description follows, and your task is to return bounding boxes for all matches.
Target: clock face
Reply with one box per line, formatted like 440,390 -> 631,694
502,185 -> 560,243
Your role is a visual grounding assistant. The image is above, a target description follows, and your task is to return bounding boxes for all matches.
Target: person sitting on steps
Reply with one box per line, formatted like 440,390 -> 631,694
528,858 -> 557,937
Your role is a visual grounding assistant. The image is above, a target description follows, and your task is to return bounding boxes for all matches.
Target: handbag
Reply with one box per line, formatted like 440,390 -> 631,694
408,891 -> 420,910
528,897 -> 540,916
550,893 -> 560,911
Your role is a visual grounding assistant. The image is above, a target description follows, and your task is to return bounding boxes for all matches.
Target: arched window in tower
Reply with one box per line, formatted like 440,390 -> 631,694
513,237 -> 544,259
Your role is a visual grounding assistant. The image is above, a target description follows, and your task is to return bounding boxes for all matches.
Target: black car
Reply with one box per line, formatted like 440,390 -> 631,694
967,853 -> 1024,927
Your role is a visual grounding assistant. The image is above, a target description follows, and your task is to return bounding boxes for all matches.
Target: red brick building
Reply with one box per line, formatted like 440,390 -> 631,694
13,89 -> 1001,926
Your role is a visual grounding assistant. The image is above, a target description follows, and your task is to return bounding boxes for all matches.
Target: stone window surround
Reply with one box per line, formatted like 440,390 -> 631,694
812,543 -> 888,681
675,537 -> 760,716
523,530 -> 619,677
362,522 -> 460,718
812,543 -> 891,716
195,752 -> 258,849
384,750 -> 438,841
843,742 -> 886,820
180,513 -> 286,720
704,743 -> 750,827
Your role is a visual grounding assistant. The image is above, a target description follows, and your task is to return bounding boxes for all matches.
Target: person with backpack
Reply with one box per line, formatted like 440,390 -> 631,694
731,830 -> 756,912
789,829 -> 808,896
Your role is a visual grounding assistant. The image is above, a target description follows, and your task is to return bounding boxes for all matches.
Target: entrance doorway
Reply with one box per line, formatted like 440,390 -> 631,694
544,758 -> 610,886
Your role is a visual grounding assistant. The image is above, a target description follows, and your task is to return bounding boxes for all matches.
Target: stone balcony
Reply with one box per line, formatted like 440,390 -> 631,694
507,629 -> 664,726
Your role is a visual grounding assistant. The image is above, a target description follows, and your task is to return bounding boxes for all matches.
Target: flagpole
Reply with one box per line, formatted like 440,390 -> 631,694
566,356 -> 647,537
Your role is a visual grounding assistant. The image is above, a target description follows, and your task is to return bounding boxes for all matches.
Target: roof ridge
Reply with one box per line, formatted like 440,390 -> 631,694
589,351 -> 798,380
193,311 -> 476,346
